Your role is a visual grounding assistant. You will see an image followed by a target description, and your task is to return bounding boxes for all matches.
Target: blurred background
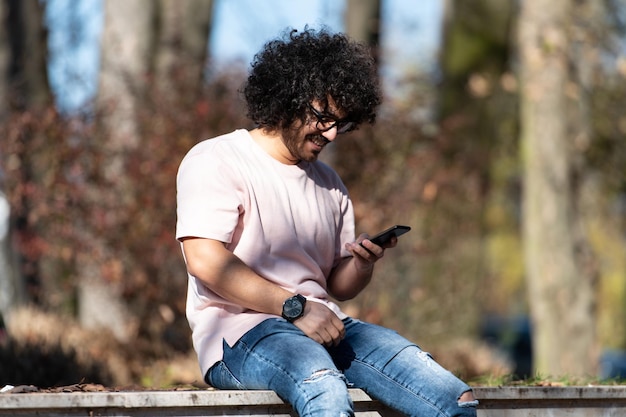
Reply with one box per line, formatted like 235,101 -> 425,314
0,0 -> 625,389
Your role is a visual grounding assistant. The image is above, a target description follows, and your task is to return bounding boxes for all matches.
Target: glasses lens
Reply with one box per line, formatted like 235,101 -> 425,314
309,104 -> 354,133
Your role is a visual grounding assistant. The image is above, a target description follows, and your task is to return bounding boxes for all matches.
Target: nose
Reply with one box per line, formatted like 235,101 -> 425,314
321,126 -> 338,142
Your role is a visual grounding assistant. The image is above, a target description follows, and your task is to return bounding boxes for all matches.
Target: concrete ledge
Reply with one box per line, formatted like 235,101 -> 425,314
474,386 -> 626,417
1,386 -> 625,416
0,388 -> 401,417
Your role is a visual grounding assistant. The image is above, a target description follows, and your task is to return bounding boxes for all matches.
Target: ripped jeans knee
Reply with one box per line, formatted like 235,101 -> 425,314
297,368 -> 353,417
304,368 -> 346,383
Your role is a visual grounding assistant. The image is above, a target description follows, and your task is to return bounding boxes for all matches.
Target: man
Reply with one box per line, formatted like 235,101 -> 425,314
176,28 -> 477,417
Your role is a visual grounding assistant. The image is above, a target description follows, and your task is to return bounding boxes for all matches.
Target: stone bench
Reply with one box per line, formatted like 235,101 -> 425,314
1,386 -> 625,416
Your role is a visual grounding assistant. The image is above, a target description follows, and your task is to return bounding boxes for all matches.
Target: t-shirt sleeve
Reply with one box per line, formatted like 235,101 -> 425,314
176,147 -> 243,243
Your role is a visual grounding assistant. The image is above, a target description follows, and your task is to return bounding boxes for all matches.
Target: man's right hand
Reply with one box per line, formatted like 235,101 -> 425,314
294,301 -> 345,347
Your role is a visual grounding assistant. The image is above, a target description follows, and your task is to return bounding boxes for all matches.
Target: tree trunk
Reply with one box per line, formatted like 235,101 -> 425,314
4,0 -> 51,111
518,0 -> 597,377
154,0 -> 213,101
84,0 -> 213,342
344,0 -> 380,61
97,0 -> 155,161
0,0 -> 51,316
330,0 -> 381,169
0,0 -> 9,117
84,0 -> 158,342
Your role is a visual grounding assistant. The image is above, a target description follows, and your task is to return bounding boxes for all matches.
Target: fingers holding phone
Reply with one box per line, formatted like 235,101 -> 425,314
350,224 -> 411,261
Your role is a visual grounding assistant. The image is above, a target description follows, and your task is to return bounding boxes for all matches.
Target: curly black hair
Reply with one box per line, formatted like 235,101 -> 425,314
242,27 -> 381,131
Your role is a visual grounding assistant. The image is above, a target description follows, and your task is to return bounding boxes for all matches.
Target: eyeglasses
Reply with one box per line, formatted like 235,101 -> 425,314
307,104 -> 356,134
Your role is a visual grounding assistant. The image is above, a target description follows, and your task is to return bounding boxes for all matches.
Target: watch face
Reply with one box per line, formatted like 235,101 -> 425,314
284,297 -> 304,319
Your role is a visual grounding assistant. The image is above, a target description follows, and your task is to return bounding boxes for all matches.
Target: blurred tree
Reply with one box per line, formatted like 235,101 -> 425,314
345,0 -> 380,61
4,0 -> 51,110
323,0 -> 381,169
518,0 -> 597,377
155,0 -> 213,103
0,0 -> 7,117
79,0 -> 160,342
0,0 -> 52,316
436,0 -> 518,337
81,0 -> 214,342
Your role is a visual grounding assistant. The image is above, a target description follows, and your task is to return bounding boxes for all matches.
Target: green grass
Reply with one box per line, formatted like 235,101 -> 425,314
468,373 -> 626,387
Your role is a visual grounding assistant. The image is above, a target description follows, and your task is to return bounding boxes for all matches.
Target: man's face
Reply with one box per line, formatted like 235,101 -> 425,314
281,100 -> 352,163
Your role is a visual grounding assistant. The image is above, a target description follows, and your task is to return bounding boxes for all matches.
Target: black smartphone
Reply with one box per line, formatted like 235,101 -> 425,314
360,225 -> 411,247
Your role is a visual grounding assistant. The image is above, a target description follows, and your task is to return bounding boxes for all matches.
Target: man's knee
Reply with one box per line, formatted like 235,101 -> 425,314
303,368 -> 345,383
298,369 -> 353,416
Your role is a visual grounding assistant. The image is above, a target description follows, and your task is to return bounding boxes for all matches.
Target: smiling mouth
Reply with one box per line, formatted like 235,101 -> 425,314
309,135 -> 329,148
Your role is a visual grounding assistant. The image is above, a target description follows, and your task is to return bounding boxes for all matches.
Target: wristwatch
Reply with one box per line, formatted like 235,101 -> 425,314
281,294 -> 306,322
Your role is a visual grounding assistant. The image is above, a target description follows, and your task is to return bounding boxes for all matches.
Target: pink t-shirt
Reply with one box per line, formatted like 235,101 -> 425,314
176,129 -> 354,375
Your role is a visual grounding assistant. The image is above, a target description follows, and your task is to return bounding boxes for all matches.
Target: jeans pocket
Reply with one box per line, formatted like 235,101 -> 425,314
207,361 -> 246,390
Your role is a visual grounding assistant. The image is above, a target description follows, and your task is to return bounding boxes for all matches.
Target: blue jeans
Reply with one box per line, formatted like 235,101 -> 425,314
207,318 -> 478,417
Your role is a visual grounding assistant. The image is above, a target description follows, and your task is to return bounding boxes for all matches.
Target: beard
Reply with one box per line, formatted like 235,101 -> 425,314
281,128 -> 330,163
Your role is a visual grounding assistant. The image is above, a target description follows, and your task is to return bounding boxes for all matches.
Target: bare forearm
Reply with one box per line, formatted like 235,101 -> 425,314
182,238 -> 291,315
327,256 -> 373,301
206,254 -> 289,315
328,234 -> 396,301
